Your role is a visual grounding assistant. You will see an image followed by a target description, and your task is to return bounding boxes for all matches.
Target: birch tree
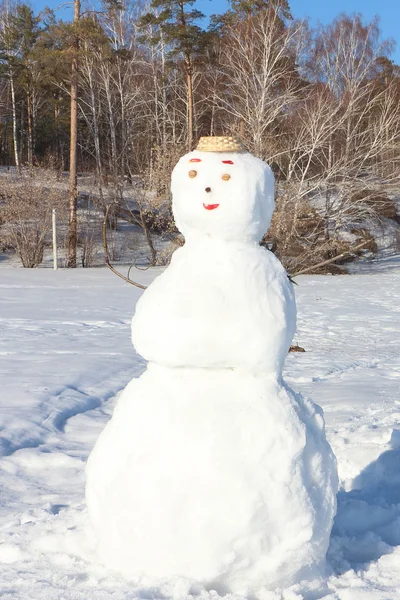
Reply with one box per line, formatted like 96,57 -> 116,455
215,4 -> 305,157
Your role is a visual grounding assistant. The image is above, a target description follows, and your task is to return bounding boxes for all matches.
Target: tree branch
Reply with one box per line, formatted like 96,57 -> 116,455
102,203 -> 148,290
291,240 -> 370,278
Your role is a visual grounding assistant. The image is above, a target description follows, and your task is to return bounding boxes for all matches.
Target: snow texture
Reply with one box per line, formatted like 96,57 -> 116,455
86,150 -> 338,594
132,238 -> 295,373
1,265 -> 400,599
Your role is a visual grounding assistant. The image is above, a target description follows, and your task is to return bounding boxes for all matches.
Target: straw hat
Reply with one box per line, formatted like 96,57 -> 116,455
196,136 -> 247,153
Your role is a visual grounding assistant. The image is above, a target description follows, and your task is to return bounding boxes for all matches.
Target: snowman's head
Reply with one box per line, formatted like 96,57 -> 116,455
171,144 -> 275,243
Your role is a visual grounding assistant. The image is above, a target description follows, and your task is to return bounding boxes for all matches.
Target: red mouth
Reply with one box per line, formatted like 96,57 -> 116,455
203,203 -> 219,211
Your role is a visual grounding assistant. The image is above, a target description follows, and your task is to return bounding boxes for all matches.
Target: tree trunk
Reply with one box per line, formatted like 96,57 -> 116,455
68,0 -> 80,268
161,34 -> 167,150
19,98 -> 24,165
9,70 -> 20,172
2,117 -> 8,163
87,64 -> 104,204
108,92 -> 120,193
114,63 -> 125,203
27,82 -> 33,171
185,55 -> 194,151
54,99 -> 60,168
177,1 -> 194,151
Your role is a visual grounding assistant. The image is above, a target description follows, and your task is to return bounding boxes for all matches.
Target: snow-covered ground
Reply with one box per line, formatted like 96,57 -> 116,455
0,266 -> 400,599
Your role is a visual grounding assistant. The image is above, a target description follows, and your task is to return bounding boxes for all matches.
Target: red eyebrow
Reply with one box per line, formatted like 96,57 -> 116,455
222,160 -> 234,164
189,158 -> 202,163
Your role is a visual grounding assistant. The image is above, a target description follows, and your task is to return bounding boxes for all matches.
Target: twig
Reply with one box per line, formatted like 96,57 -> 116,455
52,1 -> 74,9
289,344 -> 305,352
291,240 -> 370,278
102,203 -> 147,290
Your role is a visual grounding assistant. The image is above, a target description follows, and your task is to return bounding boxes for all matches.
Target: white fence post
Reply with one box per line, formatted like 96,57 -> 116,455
52,208 -> 58,271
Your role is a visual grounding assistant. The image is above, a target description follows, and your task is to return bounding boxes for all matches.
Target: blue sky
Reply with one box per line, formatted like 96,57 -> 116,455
198,0 -> 400,64
32,0 -> 400,64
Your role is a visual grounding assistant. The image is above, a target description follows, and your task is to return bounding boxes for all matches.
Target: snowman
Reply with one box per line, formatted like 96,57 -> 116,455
86,136 -> 338,595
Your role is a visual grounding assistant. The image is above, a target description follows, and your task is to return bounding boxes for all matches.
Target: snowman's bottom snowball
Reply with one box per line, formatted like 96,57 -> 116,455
85,364 -> 338,593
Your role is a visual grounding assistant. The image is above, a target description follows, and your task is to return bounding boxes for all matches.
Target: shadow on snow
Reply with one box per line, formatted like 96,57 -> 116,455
328,429 -> 400,573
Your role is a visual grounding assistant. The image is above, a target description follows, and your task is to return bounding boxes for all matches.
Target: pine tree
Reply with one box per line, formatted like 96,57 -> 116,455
211,0 -> 292,32
30,11 -> 71,168
140,0 -> 207,151
8,5 -> 41,168
0,4 -> 41,169
229,0 -> 292,20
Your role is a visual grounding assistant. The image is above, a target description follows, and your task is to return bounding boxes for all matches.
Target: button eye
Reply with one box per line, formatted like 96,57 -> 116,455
222,173 -> 231,181
189,170 -> 197,178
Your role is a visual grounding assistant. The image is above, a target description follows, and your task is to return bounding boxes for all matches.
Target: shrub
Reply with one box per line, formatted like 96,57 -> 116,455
0,174 -> 67,267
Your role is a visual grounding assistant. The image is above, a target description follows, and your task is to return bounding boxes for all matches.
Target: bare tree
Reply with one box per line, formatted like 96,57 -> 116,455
68,0 -> 80,268
215,7 -> 306,157
267,14 -> 400,272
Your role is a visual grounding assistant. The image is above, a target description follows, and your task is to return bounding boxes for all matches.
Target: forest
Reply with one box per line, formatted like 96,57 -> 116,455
0,0 -> 399,273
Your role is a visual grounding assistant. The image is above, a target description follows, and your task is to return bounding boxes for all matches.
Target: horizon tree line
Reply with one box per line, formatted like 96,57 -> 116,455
0,0 -> 399,271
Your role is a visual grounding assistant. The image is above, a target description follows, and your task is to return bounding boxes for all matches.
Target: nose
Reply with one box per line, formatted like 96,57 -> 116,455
205,187 -> 211,193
